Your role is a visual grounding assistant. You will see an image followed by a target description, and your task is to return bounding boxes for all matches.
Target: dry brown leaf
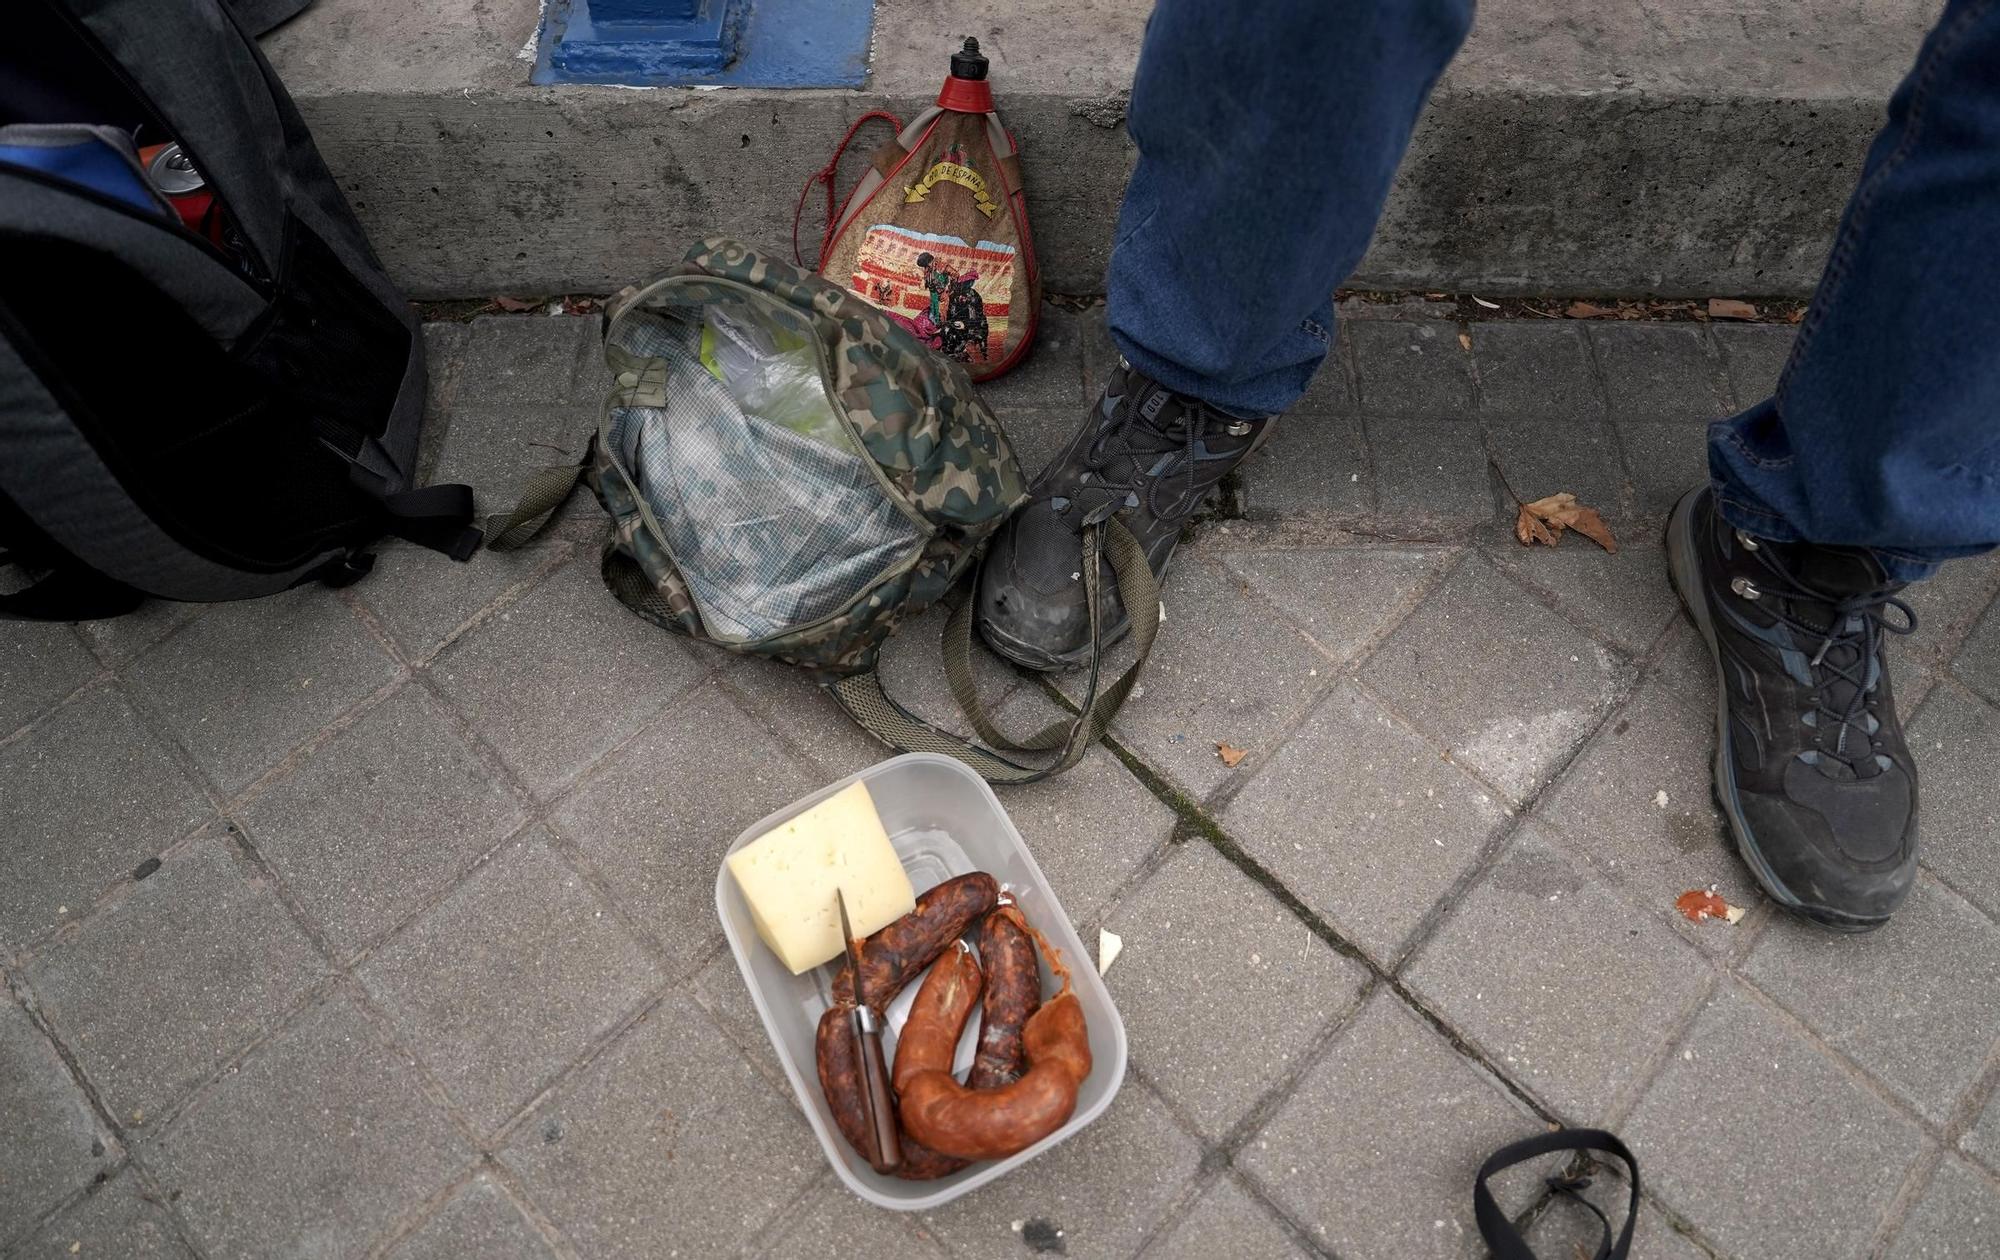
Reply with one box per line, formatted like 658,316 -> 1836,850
1216,742 -> 1248,768
1457,331 -> 1472,352
1708,298 -> 1758,320
1515,492 -> 1619,553
1565,301 -> 1619,319
491,295 -> 537,312
1785,307 -> 1805,324
1514,502 -> 1561,547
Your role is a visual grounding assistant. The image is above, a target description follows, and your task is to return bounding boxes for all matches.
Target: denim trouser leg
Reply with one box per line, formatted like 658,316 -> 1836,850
1106,0 -> 1473,417
1709,0 -> 2000,581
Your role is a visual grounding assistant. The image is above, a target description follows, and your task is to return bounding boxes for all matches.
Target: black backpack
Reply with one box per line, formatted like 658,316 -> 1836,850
0,0 -> 479,621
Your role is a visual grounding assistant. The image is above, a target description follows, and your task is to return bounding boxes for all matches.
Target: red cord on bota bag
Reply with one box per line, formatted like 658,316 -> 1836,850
793,110 -> 903,269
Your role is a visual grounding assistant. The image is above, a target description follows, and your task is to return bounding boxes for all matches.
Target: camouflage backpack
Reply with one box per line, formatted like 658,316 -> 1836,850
490,240 -> 1157,783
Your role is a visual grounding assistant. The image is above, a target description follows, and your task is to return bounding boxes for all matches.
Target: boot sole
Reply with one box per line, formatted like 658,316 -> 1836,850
1665,488 -> 1887,934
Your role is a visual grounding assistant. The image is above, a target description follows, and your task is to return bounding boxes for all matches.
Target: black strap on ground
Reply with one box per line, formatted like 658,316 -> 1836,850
1474,1128 -> 1641,1260
483,453 -> 591,552
378,483 -> 484,561
829,513 -> 1159,785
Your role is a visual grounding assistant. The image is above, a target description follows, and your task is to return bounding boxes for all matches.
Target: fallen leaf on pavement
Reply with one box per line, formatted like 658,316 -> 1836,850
1514,492 -> 1619,553
1708,298 -> 1758,320
1457,331 -> 1472,352
1216,742 -> 1248,768
1565,301 -> 1619,319
1675,888 -> 1746,924
491,295 -> 536,312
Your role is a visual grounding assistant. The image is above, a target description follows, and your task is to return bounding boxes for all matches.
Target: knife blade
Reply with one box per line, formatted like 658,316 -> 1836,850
838,887 -> 902,1174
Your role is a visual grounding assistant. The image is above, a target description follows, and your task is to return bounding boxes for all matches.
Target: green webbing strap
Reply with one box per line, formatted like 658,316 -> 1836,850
829,514 -> 1160,785
482,450 -> 591,552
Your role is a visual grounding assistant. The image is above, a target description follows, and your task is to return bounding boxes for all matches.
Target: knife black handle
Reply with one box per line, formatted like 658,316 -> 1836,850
851,1005 -> 903,1174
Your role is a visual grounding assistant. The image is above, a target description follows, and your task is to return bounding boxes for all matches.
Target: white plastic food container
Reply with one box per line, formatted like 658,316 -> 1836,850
715,753 -> 1128,1210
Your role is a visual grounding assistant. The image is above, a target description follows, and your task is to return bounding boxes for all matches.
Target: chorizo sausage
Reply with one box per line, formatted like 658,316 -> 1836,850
831,872 -> 999,1007
886,941 -> 984,1180
969,906 -> 1040,1090
895,990 -> 1092,1162
814,1004 -> 871,1161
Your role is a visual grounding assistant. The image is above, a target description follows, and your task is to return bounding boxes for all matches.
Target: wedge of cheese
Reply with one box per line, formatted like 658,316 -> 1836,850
727,780 -> 915,974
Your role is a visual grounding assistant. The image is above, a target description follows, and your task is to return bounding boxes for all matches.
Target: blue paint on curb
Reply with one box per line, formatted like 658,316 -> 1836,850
532,0 -> 874,88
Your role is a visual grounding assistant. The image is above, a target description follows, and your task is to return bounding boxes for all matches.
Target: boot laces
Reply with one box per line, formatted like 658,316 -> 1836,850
1078,378 -> 1216,522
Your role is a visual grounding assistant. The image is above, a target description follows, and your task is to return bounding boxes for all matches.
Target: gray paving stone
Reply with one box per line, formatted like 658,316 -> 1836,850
1238,414 -> 1370,518
1144,1176 -> 1309,1260
1058,557 -> 1334,799
385,1171 -> 555,1260
691,948 -> 787,1097
1339,296 -> 1456,322
27,836 -> 328,1127
353,542 -> 571,663
1522,1188 -> 1707,1260
1648,619 -> 1717,705
502,995 -> 816,1259
429,557 -> 709,799
1953,597 -> 2000,704
1079,303 -> 1119,397
235,684 -> 527,959
1360,553 -> 1627,801
1623,982 -> 1925,1260
448,313 -> 597,413
431,316 -> 601,511
551,681 -> 821,973
873,604 -> 1025,742
0,621 -> 96,738
1896,550 -> 2000,682
993,405 -> 1082,480
1222,683 -> 1512,964
122,587 -> 401,795
1588,325 -> 1732,425
1470,322 -> 1606,424
1239,994 -> 1543,1260
416,322 -> 472,482
1293,339 -> 1358,415
976,304 -> 1086,408
0,685 -> 210,951
759,1180 -> 945,1260
1886,1156 -> 2000,1260
1405,822 -> 1710,1120
148,993 -> 473,1260
1486,418 -> 1629,522
1907,682 -> 2000,919
9,1170 -> 192,1260
1365,417 -> 1498,529
1714,322 -> 1797,409
73,601 -> 203,669
1101,842 -> 1369,1138
0,997 -> 116,1242
1215,545 -> 1452,663
1485,541 -> 1678,657
1613,419 -> 1710,519
1537,680 -> 1759,956
357,833 -> 663,1135
1964,1087 -> 2000,1173
1350,321 -> 1476,421
718,658 -> 891,781
918,1082 -> 1202,1260
1743,875 -> 2000,1125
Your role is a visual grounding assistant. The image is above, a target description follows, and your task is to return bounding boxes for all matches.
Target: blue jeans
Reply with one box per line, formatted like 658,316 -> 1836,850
1108,0 -> 2000,581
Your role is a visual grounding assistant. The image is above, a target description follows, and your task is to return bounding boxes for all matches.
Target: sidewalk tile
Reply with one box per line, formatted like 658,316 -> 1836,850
1057,558 -> 1332,799
1405,822 -> 1709,1120
1239,415 -> 1370,518
1350,321 -> 1476,421
1484,541 -> 1679,656
1360,554 -> 1626,801
12,1171 -> 190,1260
1713,323 -> 1796,409
0,622 -> 96,737
1472,322 -> 1606,424
1486,419 -> 1628,522
357,834 -> 662,1135
1294,341 -> 1358,415
718,660 -> 889,781
1538,681 -> 1757,955
1907,683 -> 2000,918
1614,422 -> 1708,519
1145,1177 -> 1309,1260
74,602 -> 204,669
1964,1089 -> 2000,1173
354,543 -> 568,663
551,682 -> 819,973
238,685 -> 526,958
448,313 -> 598,412
502,996 -> 816,1259
148,994 -> 473,1260
1588,325 -> 1731,425
416,322 -> 470,482
1221,684 -> 1511,964
1101,842 -> 1368,1138
1523,1190 -> 1707,1260
0,685 -> 208,951
1079,304 -> 1117,396
919,1083 -> 1201,1260
385,1172 -> 554,1260
1364,418 -> 1498,527
0,998 -> 116,1241
27,837 -> 328,1127
691,949 -> 786,1094
121,589 -> 400,795
1214,545 -> 1451,663
1886,1156 -> 1999,1260
761,1181 -> 944,1260
1623,982 -> 1924,1260
871,604 -> 1023,742
429,558 -> 708,799
976,304 -> 1085,408
1239,994 -> 1543,1260
993,405 -> 1081,478
431,317 -> 600,510
1953,599 -> 2000,705
1743,876 -> 2000,1125
1896,551 -> 2000,682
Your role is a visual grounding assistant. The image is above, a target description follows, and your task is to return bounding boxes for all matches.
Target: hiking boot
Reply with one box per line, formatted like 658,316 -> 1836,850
1666,485 -> 1921,931
976,361 -> 1274,671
